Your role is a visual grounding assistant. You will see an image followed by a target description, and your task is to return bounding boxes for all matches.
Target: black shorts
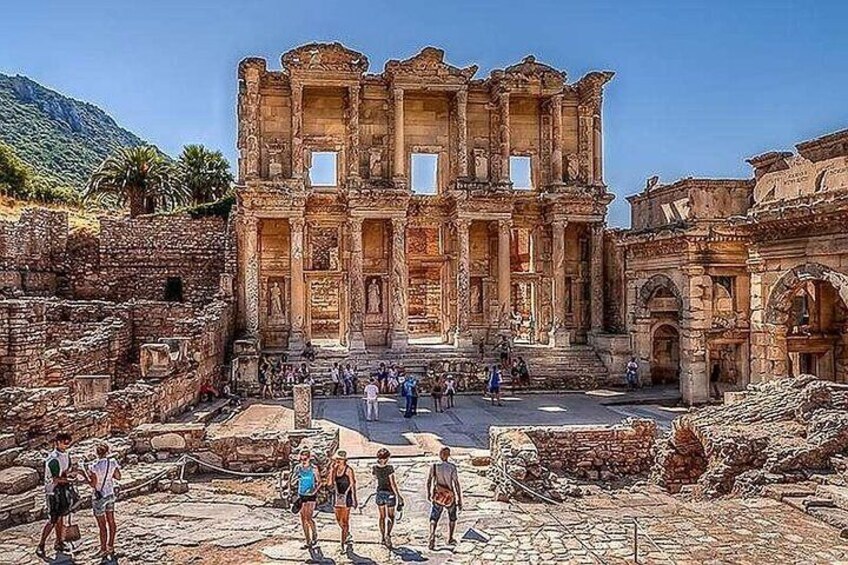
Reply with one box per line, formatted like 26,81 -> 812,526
46,493 -> 71,524
489,386 -> 500,394
299,494 -> 317,503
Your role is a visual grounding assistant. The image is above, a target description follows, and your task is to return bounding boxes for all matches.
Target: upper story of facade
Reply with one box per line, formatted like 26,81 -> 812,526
236,42 -> 614,219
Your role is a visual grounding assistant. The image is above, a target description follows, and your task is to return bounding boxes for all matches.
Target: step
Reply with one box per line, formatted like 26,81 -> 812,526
817,484 -> 848,512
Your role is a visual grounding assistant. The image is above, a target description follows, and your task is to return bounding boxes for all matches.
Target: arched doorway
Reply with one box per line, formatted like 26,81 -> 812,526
651,324 -> 680,385
763,263 -> 848,382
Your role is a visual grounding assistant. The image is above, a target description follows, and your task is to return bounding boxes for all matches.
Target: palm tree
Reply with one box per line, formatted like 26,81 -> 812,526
84,145 -> 185,217
175,144 -> 234,205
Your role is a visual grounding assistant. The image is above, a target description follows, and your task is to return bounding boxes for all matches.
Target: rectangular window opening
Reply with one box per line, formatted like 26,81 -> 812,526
309,151 -> 338,187
411,153 -> 438,194
510,156 -> 532,190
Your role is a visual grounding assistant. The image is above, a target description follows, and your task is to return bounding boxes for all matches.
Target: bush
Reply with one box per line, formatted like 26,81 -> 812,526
180,191 -> 235,219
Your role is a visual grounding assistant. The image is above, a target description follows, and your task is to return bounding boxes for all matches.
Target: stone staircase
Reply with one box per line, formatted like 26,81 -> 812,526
768,477 -> 848,537
277,342 -> 612,391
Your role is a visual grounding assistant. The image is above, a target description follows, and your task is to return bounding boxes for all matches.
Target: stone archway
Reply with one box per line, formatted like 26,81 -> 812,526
632,274 -> 684,389
635,274 -> 683,321
760,263 -> 848,381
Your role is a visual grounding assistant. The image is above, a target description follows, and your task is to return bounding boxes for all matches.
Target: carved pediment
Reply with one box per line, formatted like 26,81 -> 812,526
576,71 -> 615,109
384,47 -> 478,83
281,42 -> 369,74
497,55 -> 566,87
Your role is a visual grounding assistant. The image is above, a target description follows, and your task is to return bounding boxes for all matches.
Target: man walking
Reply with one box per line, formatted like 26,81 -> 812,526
427,447 -> 462,550
402,375 -> 418,418
487,365 -> 503,407
330,362 -> 341,396
364,378 -> 380,421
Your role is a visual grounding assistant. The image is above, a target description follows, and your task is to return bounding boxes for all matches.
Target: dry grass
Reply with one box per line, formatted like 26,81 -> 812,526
0,195 -> 108,233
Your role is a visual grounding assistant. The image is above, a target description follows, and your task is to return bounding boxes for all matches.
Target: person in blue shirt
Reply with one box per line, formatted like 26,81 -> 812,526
487,365 -> 503,407
402,376 -> 419,418
292,448 -> 320,549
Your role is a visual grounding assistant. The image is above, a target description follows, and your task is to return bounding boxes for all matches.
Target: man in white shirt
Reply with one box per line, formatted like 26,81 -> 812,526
330,363 -> 341,396
364,378 -> 380,421
37,432 -> 75,558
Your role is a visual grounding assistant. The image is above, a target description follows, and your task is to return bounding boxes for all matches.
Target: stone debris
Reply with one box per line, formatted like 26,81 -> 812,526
653,375 -> 848,498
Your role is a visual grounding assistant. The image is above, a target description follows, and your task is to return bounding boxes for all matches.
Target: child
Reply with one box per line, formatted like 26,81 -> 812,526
444,374 -> 456,409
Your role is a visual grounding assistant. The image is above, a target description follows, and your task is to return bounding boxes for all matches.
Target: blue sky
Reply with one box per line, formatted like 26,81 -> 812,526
1,0 -> 846,226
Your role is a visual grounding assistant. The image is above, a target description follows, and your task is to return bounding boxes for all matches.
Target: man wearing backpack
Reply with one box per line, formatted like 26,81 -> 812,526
427,447 -> 462,550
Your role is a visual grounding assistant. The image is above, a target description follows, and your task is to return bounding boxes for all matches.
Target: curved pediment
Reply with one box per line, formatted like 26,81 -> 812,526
384,47 -> 478,83
281,42 -> 369,75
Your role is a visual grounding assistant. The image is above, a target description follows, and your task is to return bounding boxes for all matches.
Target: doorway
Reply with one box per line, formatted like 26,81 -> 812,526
651,324 -> 680,385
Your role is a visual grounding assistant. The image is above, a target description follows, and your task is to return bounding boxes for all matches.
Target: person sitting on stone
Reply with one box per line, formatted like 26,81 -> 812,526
302,341 -> 316,363
298,363 -> 311,385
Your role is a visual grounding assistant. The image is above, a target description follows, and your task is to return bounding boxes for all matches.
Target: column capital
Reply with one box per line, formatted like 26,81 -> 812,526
498,218 -> 513,231
347,216 -> 364,231
393,86 -> 404,100
391,216 -> 407,230
453,217 -> 472,232
289,216 -> 305,232
551,218 -> 568,231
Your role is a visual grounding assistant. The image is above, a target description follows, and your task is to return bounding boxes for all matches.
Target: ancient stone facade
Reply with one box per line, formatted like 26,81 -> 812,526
234,43 -> 614,352
618,128 -> 848,404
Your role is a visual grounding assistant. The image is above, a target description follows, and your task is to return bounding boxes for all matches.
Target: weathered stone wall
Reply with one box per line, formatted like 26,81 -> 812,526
98,215 -> 228,304
489,419 -> 657,500
0,208 -> 69,296
0,300 -> 47,388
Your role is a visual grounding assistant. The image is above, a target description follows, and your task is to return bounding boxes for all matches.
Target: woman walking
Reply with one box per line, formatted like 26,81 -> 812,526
373,448 -> 404,549
431,378 -> 444,413
292,448 -> 320,549
327,450 -> 357,551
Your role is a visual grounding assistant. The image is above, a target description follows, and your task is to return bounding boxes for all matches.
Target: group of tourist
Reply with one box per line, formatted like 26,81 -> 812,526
36,433 -> 121,561
329,362 -> 362,396
258,358 -> 315,399
291,446 -> 463,552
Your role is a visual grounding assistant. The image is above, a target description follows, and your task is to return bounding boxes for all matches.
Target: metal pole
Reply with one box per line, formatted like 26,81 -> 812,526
633,518 -> 638,564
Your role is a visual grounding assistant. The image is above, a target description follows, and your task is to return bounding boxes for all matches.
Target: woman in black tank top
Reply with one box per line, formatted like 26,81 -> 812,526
327,450 -> 357,550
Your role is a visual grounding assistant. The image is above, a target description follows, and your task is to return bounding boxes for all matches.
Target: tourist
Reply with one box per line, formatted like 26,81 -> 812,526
302,341 -> 316,363
431,378 -> 444,413
517,356 -> 531,389
271,363 -> 284,398
387,369 -> 399,394
326,450 -> 357,551
510,307 -> 522,337
88,442 -> 122,559
377,362 -> 389,393
625,357 -> 639,390
258,365 -> 271,399
364,378 -> 380,421
402,375 -> 419,418
36,432 -> 77,558
444,373 -> 457,409
299,363 -> 311,385
494,335 -> 512,369
331,362 -> 341,396
487,365 -> 503,406
427,446 -> 463,550
373,448 -> 403,549
292,448 -> 320,549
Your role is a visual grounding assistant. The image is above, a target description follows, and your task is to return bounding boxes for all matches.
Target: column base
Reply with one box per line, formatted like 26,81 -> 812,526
391,331 -> 409,352
551,329 -> 571,348
348,331 -> 366,353
453,330 -> 473,349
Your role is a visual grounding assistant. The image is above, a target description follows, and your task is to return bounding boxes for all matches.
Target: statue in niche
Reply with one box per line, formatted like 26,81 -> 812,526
369,148 -> 383,179
471,283 -> 482,314
566,154 -> 579,182
246,135 -> 260,177
269,281 -> 285,320
473,149 -> 488,182
266,142 -> 285,180
367,278 -> 382,314
328,247 -> 339,271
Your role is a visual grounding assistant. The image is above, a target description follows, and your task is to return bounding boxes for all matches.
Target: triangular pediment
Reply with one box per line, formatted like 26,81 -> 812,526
281,42 -> 369,74
384,47 -> 478,83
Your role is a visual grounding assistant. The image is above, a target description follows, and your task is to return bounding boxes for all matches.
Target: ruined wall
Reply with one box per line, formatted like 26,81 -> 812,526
0,300 -> 47,388
0,209 -> 69,296
98,215 -> 228,305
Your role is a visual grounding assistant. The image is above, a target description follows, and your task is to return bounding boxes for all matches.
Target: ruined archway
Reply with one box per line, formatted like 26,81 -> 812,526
635,274 -> 683,320
763,263 -> 848,381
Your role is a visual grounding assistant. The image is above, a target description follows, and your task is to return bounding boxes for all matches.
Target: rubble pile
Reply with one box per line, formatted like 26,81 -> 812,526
653,375 -> 848,498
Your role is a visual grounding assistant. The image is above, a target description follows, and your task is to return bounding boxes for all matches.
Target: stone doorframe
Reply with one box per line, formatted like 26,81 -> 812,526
755,262 -> 848,380
631,273 -> 684,390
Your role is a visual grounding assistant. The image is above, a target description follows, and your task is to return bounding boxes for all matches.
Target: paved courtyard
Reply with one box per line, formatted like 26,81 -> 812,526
2,455 -> 848,565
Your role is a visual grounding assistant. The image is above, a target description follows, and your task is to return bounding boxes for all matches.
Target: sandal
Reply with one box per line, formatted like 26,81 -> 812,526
35,545 -> 46,558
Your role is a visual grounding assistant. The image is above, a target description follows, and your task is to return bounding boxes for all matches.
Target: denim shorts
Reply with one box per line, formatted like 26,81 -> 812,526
430,502 -> 457,523
92,494 -> 116,517
375,490 -> 396,507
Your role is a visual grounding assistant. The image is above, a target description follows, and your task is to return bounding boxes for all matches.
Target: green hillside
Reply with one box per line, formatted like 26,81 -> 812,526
0,73 -> 145,190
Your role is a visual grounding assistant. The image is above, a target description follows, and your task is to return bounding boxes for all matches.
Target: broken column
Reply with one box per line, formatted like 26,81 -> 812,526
293,384 -> 312,429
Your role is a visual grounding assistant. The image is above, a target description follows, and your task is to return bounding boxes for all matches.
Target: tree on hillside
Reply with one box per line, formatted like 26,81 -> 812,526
175,144 -> 233,205
0,141 -> 32,197
84,145 -> 187,217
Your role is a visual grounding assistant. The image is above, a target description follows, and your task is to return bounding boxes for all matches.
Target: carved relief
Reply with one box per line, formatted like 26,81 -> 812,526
367,277 -> 382,314
266,141 -> 286,180
390,218 -> 408,330
473,148 -> 489,182
566,153 -> 579,182
471,279 -> 483,314
282,42 -> 369,74
369,147 -> 384,179
268,279 -> 286,322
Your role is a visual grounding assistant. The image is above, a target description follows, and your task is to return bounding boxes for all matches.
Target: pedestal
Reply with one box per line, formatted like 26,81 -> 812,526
293,384 -> 313,430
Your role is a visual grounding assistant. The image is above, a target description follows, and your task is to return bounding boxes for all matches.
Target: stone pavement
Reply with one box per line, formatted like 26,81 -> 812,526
2,457 -> 848,564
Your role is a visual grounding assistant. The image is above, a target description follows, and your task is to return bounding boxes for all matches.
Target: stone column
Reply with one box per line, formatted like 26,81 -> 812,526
454,218 -> 472,347
242,216 -> 260,335
392,87 -> 405,183
291,81 -> 304,179
680,265 -> 711,405
590,222 -> 604,333
243,68 -> 262,180
456,88 -> 469,178
550,94 -> 564,184
347,217 -> 366,351
594,111 -> 603,184
498,88 -> 511,184
293,383 -> 312,429
289,217 -> 306,350
578,104 -> 594,185
498,218 -> 512,332
551,219 -> 568,345
390,217 -> 409,350
347,84 -> 361,181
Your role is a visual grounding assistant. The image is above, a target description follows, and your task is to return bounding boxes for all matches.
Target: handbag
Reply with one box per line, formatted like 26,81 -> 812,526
290,495 -> 303,514
431,464 -> 455,507
94,460 -> 111,501
64,513 -> 81,542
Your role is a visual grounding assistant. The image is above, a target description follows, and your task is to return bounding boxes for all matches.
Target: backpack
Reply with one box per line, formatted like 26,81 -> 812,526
403,379 -> 415,397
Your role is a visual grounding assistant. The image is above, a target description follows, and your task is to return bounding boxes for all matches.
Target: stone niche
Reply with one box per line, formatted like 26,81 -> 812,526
73,374 -> 112,409
139,343 -> 174,380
